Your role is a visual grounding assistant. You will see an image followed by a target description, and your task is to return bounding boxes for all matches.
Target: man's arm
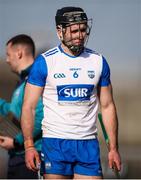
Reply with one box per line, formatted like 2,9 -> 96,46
98,84 -> 121,171
21,82 -> 43,141
21,82 -> 43,171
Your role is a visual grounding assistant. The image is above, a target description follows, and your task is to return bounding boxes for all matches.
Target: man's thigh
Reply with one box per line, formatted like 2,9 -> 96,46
74,174 -> 102,179
44,174 -> 72,179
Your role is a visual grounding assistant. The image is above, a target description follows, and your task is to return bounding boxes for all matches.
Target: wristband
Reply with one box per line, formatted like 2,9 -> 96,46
24,139 -> 34,149
25,147 -> 35,152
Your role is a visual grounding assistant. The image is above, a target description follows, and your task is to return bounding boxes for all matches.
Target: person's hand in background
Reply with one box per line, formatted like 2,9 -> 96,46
0,136 -> 14,150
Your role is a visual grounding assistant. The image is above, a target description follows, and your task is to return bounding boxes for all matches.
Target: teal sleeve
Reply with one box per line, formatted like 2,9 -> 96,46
9,82 -> 25,120
15,132 -> 24,145
0,98 -> 10,116
33,97 -> 44,136
15,97 -> 43,145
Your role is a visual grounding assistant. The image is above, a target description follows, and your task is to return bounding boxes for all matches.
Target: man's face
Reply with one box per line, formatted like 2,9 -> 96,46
63,23 -> 87,48
6,43 -> 19,73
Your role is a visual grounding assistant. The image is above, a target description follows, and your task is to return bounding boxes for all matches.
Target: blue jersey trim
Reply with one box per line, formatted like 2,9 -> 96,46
44,48 -> 58,55
58,44 -> 81,58
85,48 -> 100,56
98,56 -> 111,87
28,55 -> 48,87
45,51 -> 59,57
44,48 -> 59,57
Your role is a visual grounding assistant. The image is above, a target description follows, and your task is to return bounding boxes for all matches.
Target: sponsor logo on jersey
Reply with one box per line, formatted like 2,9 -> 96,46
54,73 -> 66,78
57,84 -> 94,101
87,70 -> 95,79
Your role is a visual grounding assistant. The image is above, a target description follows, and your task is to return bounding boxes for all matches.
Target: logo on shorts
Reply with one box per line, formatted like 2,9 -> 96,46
45,162 -> 51,170
98,170 -> 102,173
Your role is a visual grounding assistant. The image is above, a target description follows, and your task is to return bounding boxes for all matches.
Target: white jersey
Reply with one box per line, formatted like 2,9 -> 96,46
28,45 -> 111,139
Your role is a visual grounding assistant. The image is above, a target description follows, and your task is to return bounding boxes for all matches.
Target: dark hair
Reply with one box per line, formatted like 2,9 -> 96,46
6,34 -> 35,57
55,6 -> 88,27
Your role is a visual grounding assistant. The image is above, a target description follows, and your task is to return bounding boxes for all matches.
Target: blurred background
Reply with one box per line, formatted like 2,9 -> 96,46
0,0 -> 141,178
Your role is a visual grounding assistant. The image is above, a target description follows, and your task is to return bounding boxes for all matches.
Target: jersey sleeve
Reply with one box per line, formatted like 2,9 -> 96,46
27,55 -> 48,87
98,56 -> 111,87
0,98 -> 10,116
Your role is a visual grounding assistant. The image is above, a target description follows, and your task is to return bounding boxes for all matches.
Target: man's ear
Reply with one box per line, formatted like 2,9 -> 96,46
57,31 -> 63,40
57,26 -> 63,41
17,49 -> 22,59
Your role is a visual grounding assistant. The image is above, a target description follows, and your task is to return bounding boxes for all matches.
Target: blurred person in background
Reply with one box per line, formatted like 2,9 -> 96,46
0,34 -> 43,179
21,7 -> 121,179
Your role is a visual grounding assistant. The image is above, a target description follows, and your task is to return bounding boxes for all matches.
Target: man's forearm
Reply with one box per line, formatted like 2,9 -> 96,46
101,103 -> 118,151
21,105 -> 35,149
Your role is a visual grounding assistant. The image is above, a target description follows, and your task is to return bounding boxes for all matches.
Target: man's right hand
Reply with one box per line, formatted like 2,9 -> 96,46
0,136 -> 14,150
108,149 -> 121,171
25,147 -> 41,172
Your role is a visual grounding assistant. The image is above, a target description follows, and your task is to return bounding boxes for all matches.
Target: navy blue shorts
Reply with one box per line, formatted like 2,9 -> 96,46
41,138 -> 102,176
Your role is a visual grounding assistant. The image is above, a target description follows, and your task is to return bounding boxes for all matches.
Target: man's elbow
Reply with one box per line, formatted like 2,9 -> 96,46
22,101 -> 35,113
101,101 -> 116,112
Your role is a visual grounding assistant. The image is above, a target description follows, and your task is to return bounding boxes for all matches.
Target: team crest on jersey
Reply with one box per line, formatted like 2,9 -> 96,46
87,70 -> 95,79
